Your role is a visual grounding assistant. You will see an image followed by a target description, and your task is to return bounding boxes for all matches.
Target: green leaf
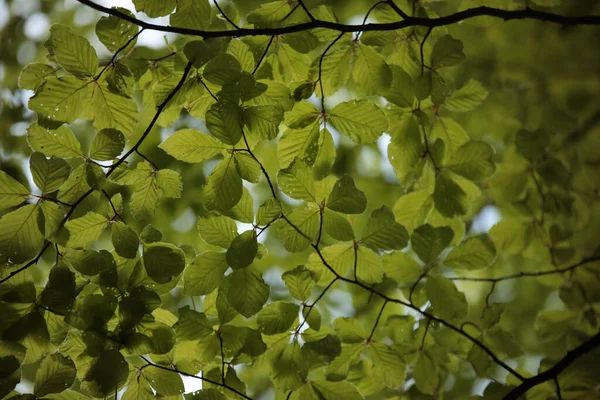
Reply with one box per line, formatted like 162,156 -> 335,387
442,80 -> 488,112
278,160 -> 316,202
270,342 -> 308,392
322,209 -> 354,241
414,350 -> 439,394
185,388 -> 226,400
122,375 -> 154,400
2,312 -> 49,364
430,34 -> 465,68
387,113 -> 423,183
0,204 -> 45,264
0,171 -> 29,211
203,156 -> 243,212
361,206 -> 409,251
392,190 -> 433,233
159,129 -> 227,163
308,243 -> 352,283
81,349 -> 128,397
132,0 -> 176,17
0,266 -> 36,303
326,342 -> 363,380
65,212 -> 108,248
385,66 -> 415,108
184,251 -> 229,296
257,302 -> 300,335
445,235 -> 496,270
229,42 -> 255,74
233,153 -> 262,183
356,245 -> 383,284
19,63 -> 57,91
352,43 -> 392,96
257,198 -> 282,226
95,8 -> 138,53
170,0 -> 211,30
278,123 -> 321,168
429,118 -> 470,158
119,286 -> 161,329
40,265 -> 76,314
223,186 -> 255,223
29,153 -> 70,193
91,82 -> 139,136
433,172 -> 469,218
382,251 -> 422,285
27,123 -> 82,158
226,266 -> 270,317
89,129 -> 125,161
29,77 -> 91,124
143,365 -> 184,396
282,266 -> 315,302
33,354 -> 76,397
446,141 -> 496,181
143,243 -> 185,284
302,307 -> 322,332
206,102 -> 243,145
311,43 -> 352,96
111,221 -> 139,259
310,380 -> 362,400
284,101 -> 320,129
326,175 -> 367,214
174,306 -> 213,341
197,214 -> 238,248
57,164 -> 92,205
204,54 -> 242,86
367,343 -> 406,388
278,206 -> 320,252
302,334 -> 340,367
226,229 -> 258,269
411,224 -> 454,264
66,294 -> 117,330
51,28 -> 98,77
425,275 -> 468,321
247,1 -> 294,26
184,39 -> 223,69
329,100 -> 388,144
333,318 -> 366,343
243,105 -> 284,140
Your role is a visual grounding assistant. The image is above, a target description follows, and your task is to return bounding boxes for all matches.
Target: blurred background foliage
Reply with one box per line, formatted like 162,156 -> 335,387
1,0 -> 600,399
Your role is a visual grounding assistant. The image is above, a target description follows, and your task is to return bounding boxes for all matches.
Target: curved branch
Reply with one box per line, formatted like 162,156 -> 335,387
76,0 -> 600,40
450,256 -> 600,283
503,331 -> 600,400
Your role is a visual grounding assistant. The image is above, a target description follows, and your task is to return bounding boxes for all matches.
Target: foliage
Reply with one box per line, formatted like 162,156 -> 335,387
1,0 -> 600,399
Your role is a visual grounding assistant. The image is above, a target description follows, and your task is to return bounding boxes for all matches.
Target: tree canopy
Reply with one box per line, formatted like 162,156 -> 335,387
1,0 -> 600,399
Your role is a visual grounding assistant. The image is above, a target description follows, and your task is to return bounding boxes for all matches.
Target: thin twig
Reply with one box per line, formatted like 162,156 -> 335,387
297,0 -> 315,21
139,355 -> 253,400
450,256 -> 600,283
367,300 -> 388,341
213,0 -> 240,29
252,35 -> 275,75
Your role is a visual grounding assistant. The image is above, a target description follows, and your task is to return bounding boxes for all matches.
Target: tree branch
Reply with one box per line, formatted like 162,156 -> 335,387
76,0 -> 600,40
503,331 -> 600,400
450,256 -> 600,283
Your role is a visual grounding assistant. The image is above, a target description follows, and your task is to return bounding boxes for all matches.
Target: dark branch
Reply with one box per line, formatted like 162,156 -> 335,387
503,331 -> 600,400
450,256 -> 600,283
77,0 -> 600,40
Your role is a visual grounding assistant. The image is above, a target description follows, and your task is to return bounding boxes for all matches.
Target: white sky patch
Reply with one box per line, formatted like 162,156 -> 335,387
376,133 -> 397,182
181,375 -> 203,394
470,205 -> 501,234
24,12 -> 49,41
171,207 -> 197,232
